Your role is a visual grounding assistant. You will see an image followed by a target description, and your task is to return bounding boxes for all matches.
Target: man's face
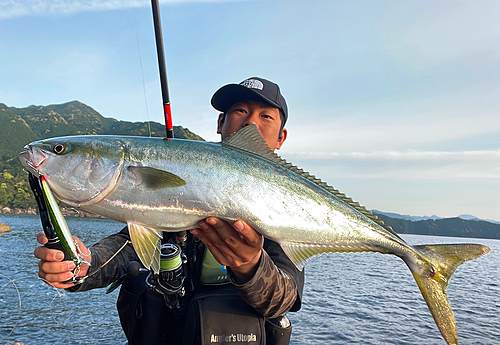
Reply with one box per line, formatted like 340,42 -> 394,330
217,99 -> 287,150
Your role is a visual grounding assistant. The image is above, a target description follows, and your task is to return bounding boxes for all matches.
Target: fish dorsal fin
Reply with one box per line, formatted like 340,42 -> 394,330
222,124 -> 399,238
128,223 -> 162,273
128,166 -> 186,190
221,124 -> 279,162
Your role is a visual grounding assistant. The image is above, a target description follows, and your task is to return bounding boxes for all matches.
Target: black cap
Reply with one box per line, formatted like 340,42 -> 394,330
211,77 -> 288,126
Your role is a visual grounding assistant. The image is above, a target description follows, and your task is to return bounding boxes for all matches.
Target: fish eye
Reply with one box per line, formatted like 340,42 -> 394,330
53,143 -> 68,155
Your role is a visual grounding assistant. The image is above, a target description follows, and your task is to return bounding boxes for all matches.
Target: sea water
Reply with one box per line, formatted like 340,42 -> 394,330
0,214 -> 498,345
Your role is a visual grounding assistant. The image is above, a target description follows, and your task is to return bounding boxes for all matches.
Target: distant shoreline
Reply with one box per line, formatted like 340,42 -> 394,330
0,206 -> 103,218
1,207 -> 498,240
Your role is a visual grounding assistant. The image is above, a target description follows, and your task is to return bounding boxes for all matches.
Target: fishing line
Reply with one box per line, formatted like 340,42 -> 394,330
98,240 -> 132,269
0,273 -> 22,342
77,240 -> 132,283
133,0 -> 153,137
6,274 -> 68,325
0,272 -> 69,331
37,277 -> 68,326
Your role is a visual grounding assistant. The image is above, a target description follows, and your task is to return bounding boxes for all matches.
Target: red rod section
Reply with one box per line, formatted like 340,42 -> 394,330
151,0 -> 174,139
164,103 -> 173,133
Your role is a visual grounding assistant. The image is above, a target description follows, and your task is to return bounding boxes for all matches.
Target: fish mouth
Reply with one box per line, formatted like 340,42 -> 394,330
19,146 -> 46,177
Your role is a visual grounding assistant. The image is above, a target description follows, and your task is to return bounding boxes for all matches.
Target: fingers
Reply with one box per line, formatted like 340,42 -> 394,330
203,217 -> 241,248
36,256 -> 77,289
73,236 -> 92,263
189,220 -> 225,263
190,217 -> 263,268
34,233 -> 90,288
203,217 -> 263,248
37,231 -> 48,245
38,260 -> 75,280
38,259 -> 75,274
38,273 -> 76,289
34,244 -> 65,262
233,219 -> 263,247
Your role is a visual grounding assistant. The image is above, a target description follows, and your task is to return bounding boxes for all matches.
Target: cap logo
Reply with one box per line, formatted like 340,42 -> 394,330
240,79 -> 264,90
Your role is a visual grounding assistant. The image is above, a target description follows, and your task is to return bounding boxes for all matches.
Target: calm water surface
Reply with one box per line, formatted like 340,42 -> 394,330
0,214 -> 498,344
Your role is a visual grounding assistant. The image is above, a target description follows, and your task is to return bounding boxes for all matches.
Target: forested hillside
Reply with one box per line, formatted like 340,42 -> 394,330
0,101 -> 202,161
375,213 -> 499,239
0,101 -> 203,210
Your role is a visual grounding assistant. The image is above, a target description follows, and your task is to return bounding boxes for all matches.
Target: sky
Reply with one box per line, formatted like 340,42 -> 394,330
1,0 -> 499,222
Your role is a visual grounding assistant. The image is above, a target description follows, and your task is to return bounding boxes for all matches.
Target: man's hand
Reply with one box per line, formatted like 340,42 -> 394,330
190,217 -> 264,284
34,231 -> 91,289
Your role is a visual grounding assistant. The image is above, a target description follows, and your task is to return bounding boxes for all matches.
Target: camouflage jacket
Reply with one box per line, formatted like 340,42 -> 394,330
68,226 -> 304,318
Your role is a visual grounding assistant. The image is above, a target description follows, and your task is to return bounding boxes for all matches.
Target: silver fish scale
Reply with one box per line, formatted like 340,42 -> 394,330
88,138 -> 404,256
24,134 -> 409,259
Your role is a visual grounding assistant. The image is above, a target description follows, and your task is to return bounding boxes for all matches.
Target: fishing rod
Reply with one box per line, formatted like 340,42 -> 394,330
151,0 -> 174,139
108,1 -> 183,296
109,1 -> 190,307
150,0 -> 191,307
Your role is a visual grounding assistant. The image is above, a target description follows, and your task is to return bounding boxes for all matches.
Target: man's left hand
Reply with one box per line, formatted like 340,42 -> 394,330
190,217 -> 264,284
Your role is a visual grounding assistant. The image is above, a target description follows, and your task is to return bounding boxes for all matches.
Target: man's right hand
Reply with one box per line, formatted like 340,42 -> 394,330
34,231 -> 91,289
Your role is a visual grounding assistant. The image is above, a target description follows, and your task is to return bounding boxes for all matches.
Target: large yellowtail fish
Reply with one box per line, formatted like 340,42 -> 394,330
19,125 -> 490,344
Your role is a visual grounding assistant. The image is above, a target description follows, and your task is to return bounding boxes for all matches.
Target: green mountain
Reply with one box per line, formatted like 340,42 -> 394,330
0,101 -> 203,210
375,213 -> 500,240
0,101 -> 203,161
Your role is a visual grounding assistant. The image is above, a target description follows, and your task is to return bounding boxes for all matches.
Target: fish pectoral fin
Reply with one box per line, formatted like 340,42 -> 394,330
128,223 -> 162,273
128,166 -> 186,190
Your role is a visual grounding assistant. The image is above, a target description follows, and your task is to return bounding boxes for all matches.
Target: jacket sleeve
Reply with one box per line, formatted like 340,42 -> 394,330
228,239 -> 305,318
67,226 -> 138,292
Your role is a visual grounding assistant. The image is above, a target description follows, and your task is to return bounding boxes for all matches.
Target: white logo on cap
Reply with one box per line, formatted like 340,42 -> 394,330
240,79 -> 264,90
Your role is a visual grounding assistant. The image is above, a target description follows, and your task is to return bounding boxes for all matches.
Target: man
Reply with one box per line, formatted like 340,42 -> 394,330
34,77 -> 304,345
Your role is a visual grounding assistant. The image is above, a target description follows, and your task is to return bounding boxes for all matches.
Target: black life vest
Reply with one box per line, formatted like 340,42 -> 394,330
116,233 -> 294,345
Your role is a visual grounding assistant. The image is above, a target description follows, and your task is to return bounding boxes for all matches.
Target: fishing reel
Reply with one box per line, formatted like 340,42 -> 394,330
106,232 -> 189,309
145,242 -> 188,309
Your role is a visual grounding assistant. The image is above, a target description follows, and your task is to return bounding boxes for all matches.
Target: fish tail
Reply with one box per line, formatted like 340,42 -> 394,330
406,243 -> 490,345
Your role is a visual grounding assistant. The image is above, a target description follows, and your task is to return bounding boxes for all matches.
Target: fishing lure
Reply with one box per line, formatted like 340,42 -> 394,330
40,175 -> 91,270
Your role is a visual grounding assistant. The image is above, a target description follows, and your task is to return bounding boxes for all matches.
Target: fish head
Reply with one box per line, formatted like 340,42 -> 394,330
19,136 -> 125,206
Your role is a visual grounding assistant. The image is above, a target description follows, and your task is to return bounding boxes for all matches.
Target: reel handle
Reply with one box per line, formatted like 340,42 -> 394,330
106,261 -> 148,294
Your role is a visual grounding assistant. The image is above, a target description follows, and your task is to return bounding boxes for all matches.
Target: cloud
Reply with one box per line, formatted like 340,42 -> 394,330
282,116 -> 500,155
0,0 -> 136,19
382,2 -> 500,69
274,146 -> 500,221
283,149 -> 500,161
282,82 -> 500,155
278,149 -> 500,185
0,0 -> 241,19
